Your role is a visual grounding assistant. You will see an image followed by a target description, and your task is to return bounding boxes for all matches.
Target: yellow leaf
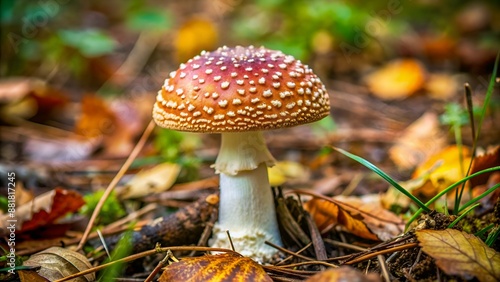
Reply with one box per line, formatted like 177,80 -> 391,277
413,145 -> 471,192
268,161 -> 309,186
416,229 -> 500,282
118,162 -> 180,199
364,58 -> 426,100
175,17 -> 218,63
159,253 -> 272,282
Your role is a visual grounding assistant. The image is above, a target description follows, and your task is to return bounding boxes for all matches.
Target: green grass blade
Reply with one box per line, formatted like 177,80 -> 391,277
448,203 -> 480,228
333,147 -> 430,212
458,182 -> 500,213
405,166 -> 500,231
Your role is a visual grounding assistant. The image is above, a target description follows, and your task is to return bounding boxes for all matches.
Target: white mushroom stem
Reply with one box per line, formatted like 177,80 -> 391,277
210,131 -> 283,261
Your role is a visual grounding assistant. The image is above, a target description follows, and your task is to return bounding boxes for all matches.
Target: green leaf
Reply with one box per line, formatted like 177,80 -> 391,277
58,29 -> 116,57
126,9 -> 172,31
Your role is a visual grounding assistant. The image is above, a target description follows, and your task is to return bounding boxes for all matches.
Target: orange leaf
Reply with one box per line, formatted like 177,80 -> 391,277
0,188 -> 84,234
74,94 -> 117,138
304,195 -> 404,241
175,17 -> 218,63
416,229 -> 500,282
389,112 -> 447,170
470,146 -> 500,189
364,58 -> 427,100
160,253 -> 272,282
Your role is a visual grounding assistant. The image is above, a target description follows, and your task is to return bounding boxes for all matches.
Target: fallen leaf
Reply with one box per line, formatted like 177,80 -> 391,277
470,146 -> 500,189
413,145 -> 471,192
74,94 -> 137,156
0,77 -> 69,122
174,17 -> 218,63
364,58 -> 427,100
306,266 -> 381,282
0,188 -> 84,234
425,73 -> 458,100
118,162 -> 181,199
381,175 -> 429,212
159,253 -> 272,282
268,161 -> 309,186
304,195 -> 404,241
18,269 -> 49,282
416,229 -> 500,282
23,247 -> 95,282
389,112 -> 447,170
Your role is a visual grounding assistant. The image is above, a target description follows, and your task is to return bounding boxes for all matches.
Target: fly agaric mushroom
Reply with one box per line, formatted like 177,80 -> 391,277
153,46 -> 330,261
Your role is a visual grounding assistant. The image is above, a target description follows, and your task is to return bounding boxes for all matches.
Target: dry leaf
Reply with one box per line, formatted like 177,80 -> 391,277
389,112 -> 447,170
118,162 -> 181,199
364,58 -> 427,100
425,73 -> 458,100
470,146 -> 500,189
23,247 -> 95,282
306,266 -> 381,282
413,145 -> 471,192
175,17 -> 218,63
304,195 -> 404,241
416,229 -> 500,282
0,188 -> 84,234
18,269 -> 49,282
75,94 -> 139,156
159,253 -> 272,282
268,161 -> 309,186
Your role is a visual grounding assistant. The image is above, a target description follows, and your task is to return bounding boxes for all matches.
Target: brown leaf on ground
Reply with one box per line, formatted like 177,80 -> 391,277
74,94 -> 138,156
306,266 -> 381,282
364,58 -> 427,100
0,77 -> 69,121
389,112 -> 447,170
304,195 -> 404,241
159,253 -> 272,282
0,188 -> 84,234
470,146 -> 500,189
23,247 -> 95,282
416,229 -> 500,282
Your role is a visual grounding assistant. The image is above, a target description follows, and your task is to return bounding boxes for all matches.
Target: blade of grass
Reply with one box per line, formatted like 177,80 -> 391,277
454,53 -> 499,214
458,182 -> 500,213
405,166 -> 500,231
448,203 -> 480,228
485,226 -> 500,247
332,147 -> 430,212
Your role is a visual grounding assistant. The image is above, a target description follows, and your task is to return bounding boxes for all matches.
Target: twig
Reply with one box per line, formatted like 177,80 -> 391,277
76,120 -> 155,251
344,242 -> 418,265
144,250 -> 174,282
378,254 -> 391,282
53,246 -> 237,282
276,242 -> 313,266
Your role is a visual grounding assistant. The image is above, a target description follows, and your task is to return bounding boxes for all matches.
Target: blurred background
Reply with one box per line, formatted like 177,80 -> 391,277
1,0 -> 499,189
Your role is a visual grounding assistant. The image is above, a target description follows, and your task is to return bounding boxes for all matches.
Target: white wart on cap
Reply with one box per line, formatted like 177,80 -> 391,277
153,46 -> 330,132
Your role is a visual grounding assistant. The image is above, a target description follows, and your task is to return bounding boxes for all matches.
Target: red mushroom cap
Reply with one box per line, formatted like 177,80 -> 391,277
153,46 -> 330,132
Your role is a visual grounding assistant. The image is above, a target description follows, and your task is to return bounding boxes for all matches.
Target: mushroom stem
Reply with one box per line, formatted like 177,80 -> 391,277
213,131 -> 276,175
210,131 -> 282,261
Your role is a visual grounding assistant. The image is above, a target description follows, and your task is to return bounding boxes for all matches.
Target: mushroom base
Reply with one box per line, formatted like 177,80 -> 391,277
209,163 -> 282,262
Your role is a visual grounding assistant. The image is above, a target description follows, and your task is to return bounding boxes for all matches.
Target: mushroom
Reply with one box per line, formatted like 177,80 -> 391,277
153,46 -> 330,261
